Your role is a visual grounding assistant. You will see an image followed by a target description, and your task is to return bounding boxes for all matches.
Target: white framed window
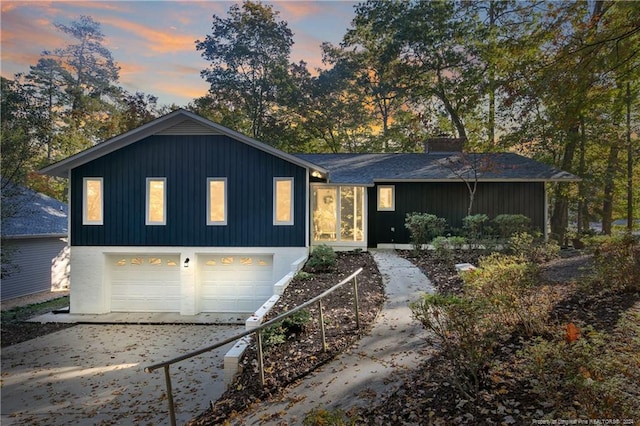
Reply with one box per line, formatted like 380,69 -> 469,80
207,178 -> 227,225
146,178 -> 166,225
377,185 -> 395,211
274,177 -> 294,225
83,177 -> 103,225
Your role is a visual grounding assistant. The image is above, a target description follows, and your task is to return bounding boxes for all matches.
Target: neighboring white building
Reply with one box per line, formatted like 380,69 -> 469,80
1,184 -> 69,301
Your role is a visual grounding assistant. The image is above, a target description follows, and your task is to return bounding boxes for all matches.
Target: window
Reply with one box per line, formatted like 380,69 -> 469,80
146,178 -> 166,225
207,178 -> 227,225
83,178 -> 103,225
312,185 -> 365,243
274,177 -> 294,225
377,185 -> 395,211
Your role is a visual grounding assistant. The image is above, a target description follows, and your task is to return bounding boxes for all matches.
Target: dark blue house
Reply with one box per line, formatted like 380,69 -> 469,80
41,109 -> 578,315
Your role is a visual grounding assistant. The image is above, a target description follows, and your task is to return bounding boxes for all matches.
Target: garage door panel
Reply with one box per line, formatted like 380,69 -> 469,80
198,254 -> 274,313
109,255 -> 180,312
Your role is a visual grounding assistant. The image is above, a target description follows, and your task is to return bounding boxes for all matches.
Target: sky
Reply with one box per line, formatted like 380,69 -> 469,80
1,0 -> 359,106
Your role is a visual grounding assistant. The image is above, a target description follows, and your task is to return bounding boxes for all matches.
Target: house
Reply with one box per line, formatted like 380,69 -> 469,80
1,184 -> 69,301
297,149 -> 580,248
40,109 -> 578,316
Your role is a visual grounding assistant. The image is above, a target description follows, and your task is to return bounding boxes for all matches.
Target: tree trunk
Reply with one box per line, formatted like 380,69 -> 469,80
576,116 -> 588,233
550,124 -> 579,242
626,81 -> 634,232
602,143 -> 620,235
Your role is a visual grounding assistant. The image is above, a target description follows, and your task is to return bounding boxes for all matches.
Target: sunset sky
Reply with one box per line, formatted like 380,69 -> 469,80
1,1 -> 358,106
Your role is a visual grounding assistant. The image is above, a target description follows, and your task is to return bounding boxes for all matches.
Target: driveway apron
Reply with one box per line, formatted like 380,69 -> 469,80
232,249 -> 435,425
1,323 -> 243,425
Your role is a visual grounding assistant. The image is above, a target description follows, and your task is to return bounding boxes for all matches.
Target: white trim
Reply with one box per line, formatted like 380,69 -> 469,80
206,177 -> 227,225
39,109 -> 328,179
146,177 -> 167,226
273,177 -> 294,226
82,177 -> 103,225
377,185 -> 395,211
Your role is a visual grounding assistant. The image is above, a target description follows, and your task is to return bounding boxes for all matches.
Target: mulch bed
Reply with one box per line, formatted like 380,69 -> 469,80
1,296 -> 75,348
189,251 -> 385,425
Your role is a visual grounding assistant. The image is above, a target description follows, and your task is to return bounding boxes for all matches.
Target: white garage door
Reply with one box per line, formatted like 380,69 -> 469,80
198,254 -> 274,313
109,255 -> 181,312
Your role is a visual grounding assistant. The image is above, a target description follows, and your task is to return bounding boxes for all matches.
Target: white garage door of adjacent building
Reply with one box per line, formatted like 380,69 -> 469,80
198,254 -> 274,313
109,254 -> 181,312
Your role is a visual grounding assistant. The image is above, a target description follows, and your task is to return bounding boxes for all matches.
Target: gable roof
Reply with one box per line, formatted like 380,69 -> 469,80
1,184 -> 68,238
40,109 -> 328,178
295,152 -> 580,185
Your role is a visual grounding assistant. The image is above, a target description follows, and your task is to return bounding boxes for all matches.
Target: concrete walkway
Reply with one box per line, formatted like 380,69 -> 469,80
231,249 -> 435,425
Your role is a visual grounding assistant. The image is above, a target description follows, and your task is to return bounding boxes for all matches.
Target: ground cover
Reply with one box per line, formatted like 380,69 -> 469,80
1,296 -> 74,347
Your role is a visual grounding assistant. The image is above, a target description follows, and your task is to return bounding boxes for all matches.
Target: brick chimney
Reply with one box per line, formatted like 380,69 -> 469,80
424,137 -> 465,154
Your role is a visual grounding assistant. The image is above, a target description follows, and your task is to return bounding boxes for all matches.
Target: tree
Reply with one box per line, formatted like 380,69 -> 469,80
52,15 -> 120,115
196,1 -> 294,142
337,0 -> 407,151
395,0 -> 484,144
20,58 -> 71,160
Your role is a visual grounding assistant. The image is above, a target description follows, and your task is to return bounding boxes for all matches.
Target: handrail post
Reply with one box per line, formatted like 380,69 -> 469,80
318,300 -> 327,351
164,365 -> 177,426
256,329 -> 265,386
353,275 -> 360,330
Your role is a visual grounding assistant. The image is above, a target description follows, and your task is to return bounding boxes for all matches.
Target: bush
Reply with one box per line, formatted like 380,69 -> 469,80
462,214 -> 489,242
507,232 -> 560,263
303,407 -> 354,426
262,309 -> 311,349
493,214 -> 531,239
432,235 -> 466,262
306,244 -> 337,272
519,315 -> 640,420
463,253 -> 549,336
411,293 -> 500,399
404,213 -> 447,253
583,234 -> 640,294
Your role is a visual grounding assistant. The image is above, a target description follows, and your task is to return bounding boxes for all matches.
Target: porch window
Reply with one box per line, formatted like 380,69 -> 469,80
146,178 -> 166,225
83,177 -> 103,225
207,178 -> 227,225
274,178 -> 294,225
312,185 -> 365,243
377,185 -> 395,211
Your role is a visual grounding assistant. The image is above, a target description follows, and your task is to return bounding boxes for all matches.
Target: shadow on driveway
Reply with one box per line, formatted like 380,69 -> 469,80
1,323 -> 243,425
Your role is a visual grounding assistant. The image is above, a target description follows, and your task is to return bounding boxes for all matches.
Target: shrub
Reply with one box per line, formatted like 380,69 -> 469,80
508,232 -> 560,264
583,234 -> 640,294
404,213 -> 447,253
493,214 -> 531,239
262,309 -> 311,349
519,315 -> 640,420
306,244 -> 337,272
462,253 -> 549,336
432,235 -> 466,262
410,293 -> 499,399
462,214 -> 489,242
303,407 -> 354,426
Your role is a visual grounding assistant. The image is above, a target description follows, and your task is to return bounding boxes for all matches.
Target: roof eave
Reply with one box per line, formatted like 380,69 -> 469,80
40,109 -> 328,178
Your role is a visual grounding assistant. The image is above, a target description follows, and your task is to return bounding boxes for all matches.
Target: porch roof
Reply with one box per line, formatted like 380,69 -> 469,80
296,153 -> 580,185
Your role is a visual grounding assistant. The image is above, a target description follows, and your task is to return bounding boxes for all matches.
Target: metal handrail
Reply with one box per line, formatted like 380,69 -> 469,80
144,267 -> 363,426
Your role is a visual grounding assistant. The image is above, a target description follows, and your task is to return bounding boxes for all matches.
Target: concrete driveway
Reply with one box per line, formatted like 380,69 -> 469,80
1,323 -> 243,425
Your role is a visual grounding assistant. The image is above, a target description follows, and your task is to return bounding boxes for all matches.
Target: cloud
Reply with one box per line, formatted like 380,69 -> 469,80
271,1 -> 323,21
100,16 -> 196,55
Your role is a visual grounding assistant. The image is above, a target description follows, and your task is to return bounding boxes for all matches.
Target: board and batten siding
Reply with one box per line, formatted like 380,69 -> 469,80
1,237 -> 67,301
70,135 -> 307,247
368,181 -> 545,246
